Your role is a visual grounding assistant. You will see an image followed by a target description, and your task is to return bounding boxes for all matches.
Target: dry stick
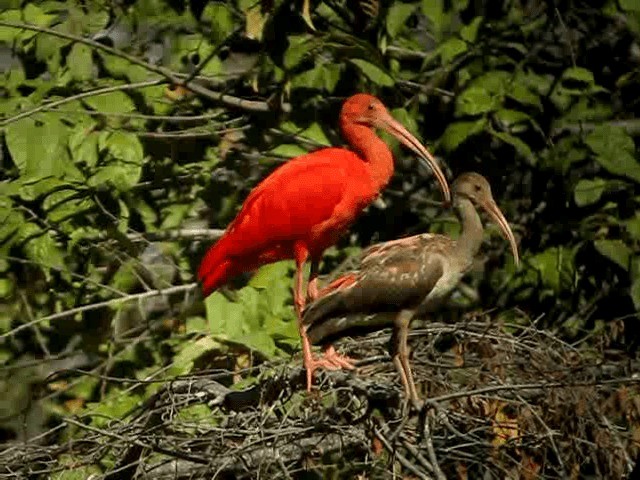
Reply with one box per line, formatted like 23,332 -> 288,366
373,426 -> 432,480
0,20 -> 291,123
425,377 -> 640,405
420,411 -> 446,480
0,283 -> 198,340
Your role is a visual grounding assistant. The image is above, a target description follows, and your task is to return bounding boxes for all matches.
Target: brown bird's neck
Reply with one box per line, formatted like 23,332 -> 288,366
453,196 -> 484,263
341,123 -> 394,190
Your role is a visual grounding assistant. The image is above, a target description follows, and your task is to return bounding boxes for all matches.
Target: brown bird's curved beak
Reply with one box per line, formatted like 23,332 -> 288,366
479,198 -> 520,267
372,111 -> 451,203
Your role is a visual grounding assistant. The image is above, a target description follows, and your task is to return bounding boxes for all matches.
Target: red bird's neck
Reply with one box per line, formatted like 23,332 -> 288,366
341,123 -> 394,190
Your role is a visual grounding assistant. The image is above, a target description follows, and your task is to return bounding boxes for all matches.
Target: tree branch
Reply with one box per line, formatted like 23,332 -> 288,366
0,21 -> 291,120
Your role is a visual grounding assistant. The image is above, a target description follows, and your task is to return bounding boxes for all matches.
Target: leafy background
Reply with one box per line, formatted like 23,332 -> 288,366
1,0 -> 639,475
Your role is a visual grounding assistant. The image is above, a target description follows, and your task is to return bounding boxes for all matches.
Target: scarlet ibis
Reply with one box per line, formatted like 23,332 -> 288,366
302,172 -> 519,407
198,93 -> 451,391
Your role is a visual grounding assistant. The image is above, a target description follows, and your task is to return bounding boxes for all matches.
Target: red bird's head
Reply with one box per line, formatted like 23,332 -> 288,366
339,93 -> 451,203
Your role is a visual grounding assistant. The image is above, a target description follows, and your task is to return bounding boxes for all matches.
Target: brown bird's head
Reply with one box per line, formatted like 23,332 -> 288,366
340,93 -> 450,203
453,172 -> 520,266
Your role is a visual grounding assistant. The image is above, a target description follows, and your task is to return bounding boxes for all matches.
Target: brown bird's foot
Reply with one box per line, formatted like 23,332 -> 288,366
321,344 -> 357,370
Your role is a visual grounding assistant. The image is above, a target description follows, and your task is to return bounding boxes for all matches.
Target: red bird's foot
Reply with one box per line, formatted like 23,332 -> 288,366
322,345 -> 357,370
303,353 -> 341,392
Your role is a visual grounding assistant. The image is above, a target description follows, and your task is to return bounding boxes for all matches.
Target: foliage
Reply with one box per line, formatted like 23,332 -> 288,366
0,0 -> 639,475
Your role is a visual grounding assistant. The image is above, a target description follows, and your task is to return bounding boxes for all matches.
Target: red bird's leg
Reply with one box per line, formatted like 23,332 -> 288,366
305,260 -> 356,370
293,245 -> 339,391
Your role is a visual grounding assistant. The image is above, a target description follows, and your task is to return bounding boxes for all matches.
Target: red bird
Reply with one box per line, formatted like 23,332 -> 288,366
198,93 -> 451,390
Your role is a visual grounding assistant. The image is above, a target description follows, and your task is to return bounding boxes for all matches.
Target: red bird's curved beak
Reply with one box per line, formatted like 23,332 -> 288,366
370,111 -> 451,203
479,198 -> 520,267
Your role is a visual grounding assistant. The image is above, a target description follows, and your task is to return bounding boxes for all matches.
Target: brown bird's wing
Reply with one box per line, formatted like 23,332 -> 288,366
303,234 -> 446,342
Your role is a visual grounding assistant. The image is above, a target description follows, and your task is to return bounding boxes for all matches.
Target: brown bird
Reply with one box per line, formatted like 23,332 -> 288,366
302,172 -> 520,407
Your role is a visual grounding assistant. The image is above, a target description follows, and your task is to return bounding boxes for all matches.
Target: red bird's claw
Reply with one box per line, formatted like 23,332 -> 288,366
304,356 -> 341,392
322,346 -> 357,370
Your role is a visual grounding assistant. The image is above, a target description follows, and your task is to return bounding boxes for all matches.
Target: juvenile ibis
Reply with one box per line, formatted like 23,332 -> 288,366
197,94 -> 451,391
302,172 -> 519,407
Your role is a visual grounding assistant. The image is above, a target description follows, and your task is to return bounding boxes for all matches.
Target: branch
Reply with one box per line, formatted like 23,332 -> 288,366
0,80 -> 163,126
0,21 -> 291,120
0,283 -> 198,340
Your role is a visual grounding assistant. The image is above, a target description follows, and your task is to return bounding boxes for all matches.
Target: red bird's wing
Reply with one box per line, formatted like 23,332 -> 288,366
198,149 -> 370,294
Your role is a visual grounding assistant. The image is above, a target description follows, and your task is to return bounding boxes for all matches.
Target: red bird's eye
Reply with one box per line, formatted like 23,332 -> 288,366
368,103 -> 375,110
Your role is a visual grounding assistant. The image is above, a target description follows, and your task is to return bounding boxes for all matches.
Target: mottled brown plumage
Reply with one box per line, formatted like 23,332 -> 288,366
302,172 -> 520,407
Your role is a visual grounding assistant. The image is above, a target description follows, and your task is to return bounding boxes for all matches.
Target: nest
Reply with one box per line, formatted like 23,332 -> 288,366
2,315 -> 639,479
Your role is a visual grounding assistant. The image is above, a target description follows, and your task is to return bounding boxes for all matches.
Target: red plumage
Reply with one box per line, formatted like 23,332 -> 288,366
198,149 -> 374,295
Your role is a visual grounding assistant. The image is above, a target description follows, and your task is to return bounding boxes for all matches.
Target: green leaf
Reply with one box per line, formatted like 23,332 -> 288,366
271,144 -> 308,157
18,223 -> 66,272
493,109 -> 531,132
574,178 -> 607,207
507,82 -> 542,109
455,86 -> 500,116
439,38 -> 467,64
51,463 -> 101,480
631,277 -> 640,311
529,247 -> 575,293
460,16 -> 482,42
284,35 -> 314,70
105,131 -> 144,164
172,336 -> 220,375
69,127 -> 99,167
421,0 -> 447,38
186,316 -> 208,333
232,331 -> 278,359
43,189 -> 94,224
562,67 -> 595,86
205,292 -> 245,337
585,125 -> 640,184
439,118 -> 487,151
6,115 -> 75,180
621,0 -> 640,11
23,3 -> 57,27
100,55 -> 150,83
624,213 -> 640,240
83,91 -> 135,114
204,3 -> 235,45
0,278 -> 14,299
490,131 -> 535,163
86,389 -> 142,428
350,59 -> 395,87
291,63 -> 342,92
386,2 -> 416,38
594,239 -> 631,270
249,261 -> 294,289
88,132 -> 144,191
0,10 -> 21,43
68,43 -> 93,81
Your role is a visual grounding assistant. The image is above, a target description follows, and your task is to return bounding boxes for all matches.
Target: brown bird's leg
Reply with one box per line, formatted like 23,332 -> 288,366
392,309 -> 422,410
294,246 -> 339,391
306,260 -> 320,302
